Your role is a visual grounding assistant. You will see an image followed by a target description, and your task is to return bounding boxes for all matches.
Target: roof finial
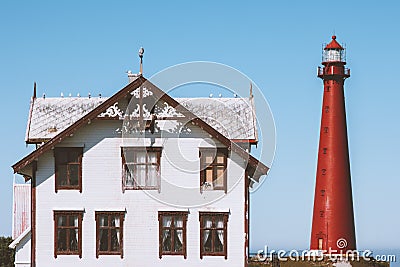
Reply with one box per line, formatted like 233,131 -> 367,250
33,82 -> 37,99
139,47 -> 144,75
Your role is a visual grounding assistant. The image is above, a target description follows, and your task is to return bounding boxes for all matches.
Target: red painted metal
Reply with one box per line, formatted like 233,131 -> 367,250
324,35 -> 344,50
310,36 -> 356,253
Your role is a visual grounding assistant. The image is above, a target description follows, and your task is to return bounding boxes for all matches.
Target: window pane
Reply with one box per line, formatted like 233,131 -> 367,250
69,229 -> 78,251
203,216 -> 213,228
68,150 -> 80,163
69,215 -> 78,227
136,152 -> 147,163
99,216 -> 108,227
205,154 -> 214,164
58,216 -> 67,226
174,217 -> 183,227
205,168 -> 213,184
147,165 -> 158,186
56,152 -> 68,164
162,216 -> 172,227
148,152 -> 157,163
110,229 -> 120,251
99,229 -> 109,251
162,229 -> 171,251
125,164 -> 134,186
69,164 -> 79,186
215,230 -> 224,252
216,155 -> 225,164
203,230 -> 212,252
57,229 -> 67,251
136,165 -> 146,186
214,167 -> 225,187
174,229 -> 183,252
57,165 -> 68,186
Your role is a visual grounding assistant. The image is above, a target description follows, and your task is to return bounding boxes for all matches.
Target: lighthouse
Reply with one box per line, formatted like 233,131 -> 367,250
310,36 -> 356,253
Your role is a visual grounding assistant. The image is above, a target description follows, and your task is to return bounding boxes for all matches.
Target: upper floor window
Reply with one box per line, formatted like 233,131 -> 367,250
122,147 -> 161,191
199,212 -> 229,259
199,148 -> 228,192
54,147 -> 83,192
53,210 -> 83,258
158,211 -> 188,259
95,211 -> 125,258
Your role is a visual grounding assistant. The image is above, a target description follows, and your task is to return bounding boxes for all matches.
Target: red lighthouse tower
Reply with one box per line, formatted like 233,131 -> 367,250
310,36 -> 356,253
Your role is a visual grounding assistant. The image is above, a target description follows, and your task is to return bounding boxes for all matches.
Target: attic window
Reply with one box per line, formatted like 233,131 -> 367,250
199,148 -> 228,193
54,147 -> 83,193
121,147 -> 162,191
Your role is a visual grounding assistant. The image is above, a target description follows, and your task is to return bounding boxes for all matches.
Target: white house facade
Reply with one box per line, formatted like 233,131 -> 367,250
11,75 -> 269,267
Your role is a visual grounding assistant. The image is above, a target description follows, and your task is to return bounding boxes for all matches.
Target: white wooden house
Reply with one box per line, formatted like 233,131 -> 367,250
11,73 -> 269,267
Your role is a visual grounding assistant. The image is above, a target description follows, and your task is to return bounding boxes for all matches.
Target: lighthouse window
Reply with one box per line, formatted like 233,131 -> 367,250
321,169 -> 326,175
325,86 -> 330,92
318,238 -> 323,250
323,148 -> 327,154
323,127 -> 329,133
319,210 -> 324,217
320,190 -> 325,196
324,106 -> 329,113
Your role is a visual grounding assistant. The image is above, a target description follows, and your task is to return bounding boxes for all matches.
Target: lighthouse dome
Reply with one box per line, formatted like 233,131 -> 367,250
323,36 -> 345,62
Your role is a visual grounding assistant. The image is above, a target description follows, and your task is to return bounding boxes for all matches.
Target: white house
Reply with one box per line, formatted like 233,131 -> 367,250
11,72 -> 269,266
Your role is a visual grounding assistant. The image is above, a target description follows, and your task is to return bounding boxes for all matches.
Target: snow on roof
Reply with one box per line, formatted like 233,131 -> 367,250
26,96 -> 257,142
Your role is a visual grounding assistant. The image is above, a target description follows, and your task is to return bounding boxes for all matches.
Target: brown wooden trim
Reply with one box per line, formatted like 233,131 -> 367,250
158,211 -> 188,259
199,212 -> 229,259
95,211 -> 125,258
121,147 -> 162,191
31,161 -> 37,267
53,210 -> 84,258
54,147 -> 83,193
199,148 -> 228,193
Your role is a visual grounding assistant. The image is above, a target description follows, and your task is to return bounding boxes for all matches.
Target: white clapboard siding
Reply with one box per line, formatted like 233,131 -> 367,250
34,120 -> 247,266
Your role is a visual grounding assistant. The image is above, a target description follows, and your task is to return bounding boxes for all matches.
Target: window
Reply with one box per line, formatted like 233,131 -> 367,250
122,147 -> 162,190
158,211 -> 188,259
200,148 -> 228,192
95,211 -> 125,258
53,211 -> 83,258
318,238 -> 323,250
199,212 -> 229,259
54,147 -> 83,192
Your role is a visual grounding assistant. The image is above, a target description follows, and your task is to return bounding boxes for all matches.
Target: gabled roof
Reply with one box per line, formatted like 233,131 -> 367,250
13,75 -> 269,182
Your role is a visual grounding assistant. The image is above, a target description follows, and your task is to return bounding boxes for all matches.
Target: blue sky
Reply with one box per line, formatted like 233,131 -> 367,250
0,0 -> 399,257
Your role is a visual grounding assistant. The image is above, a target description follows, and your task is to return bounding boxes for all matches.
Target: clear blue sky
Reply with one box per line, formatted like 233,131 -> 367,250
1,0 -> 399,257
